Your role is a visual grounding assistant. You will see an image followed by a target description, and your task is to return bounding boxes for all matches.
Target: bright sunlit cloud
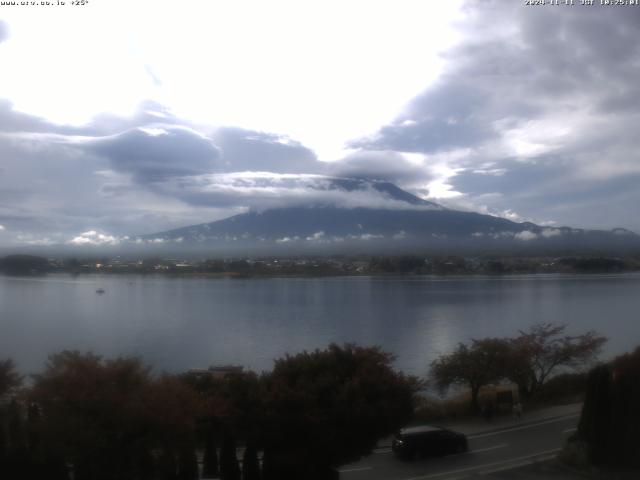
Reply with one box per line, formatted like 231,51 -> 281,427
0,0 -> 464,161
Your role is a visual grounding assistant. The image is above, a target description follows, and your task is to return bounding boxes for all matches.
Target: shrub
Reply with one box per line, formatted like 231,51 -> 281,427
530,372 -> 587,404
576,346 -> 640,468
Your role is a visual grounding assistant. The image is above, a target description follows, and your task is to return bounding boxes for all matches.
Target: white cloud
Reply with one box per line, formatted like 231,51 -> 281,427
156,172 -> 443,211
515,231 -> 538,242
501,210 -> 524,223
350,233 -> 384,241
541,228 -> 562,238
306,231 -> 325,241
0,0 -> 464,161
276,236 -> 299,244
331,150 -> 432,185
69,230 -> 122,246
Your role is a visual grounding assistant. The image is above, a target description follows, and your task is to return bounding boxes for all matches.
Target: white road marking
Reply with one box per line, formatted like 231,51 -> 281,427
562,427 -> 577,433
478,453 -> 559,475
375,448 -> 392,454
338,466 -> 373,473
400,448 -> 562,480
376,443 -> 508,458
468,414 -> 579,439
448,443 -> 509,457
348,444 -> 509,473
469,443 -> 508,454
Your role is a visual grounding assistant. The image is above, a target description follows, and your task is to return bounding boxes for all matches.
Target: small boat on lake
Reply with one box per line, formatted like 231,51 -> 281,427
95,288 -> 105,294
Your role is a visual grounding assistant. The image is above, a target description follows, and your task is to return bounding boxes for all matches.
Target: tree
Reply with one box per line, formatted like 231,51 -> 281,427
0,361 -> 27,478
29,351 -> 202,480
578,364 -> 612,464
260,343 -> 419,479
430,338 -> 511,413
0,359 -> 22,398
3,399 -> 28,480
181,368 -> 263,479
0,255 -> 49,275
201,429 -> 219,479
241,442 -> 260,480
576,346 -> 640,467
430,325 -> 607,407
506,323 -> 607,399
219,431 -> 240,480
0,421 -> 6,474
608,346 -> 640,467
157,449 -> 178,480
176,444 -> 198,480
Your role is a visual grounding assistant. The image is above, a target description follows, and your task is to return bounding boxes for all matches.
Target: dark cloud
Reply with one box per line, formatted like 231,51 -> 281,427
0,127 -> 112,242
0,104 -> 317,242
452,158 -> 568,198
211,127 -> 322,174
0,101 -> 232,240
88,126 -> 223,183
356,4 -> 640,151
82,107 -> 328,184
0,120 -> 236,242
452,161 -> 640,231
330,150 -> 432,186
351,85 -> 493,153
0,101 -> 423,244
348,2 -> 640,232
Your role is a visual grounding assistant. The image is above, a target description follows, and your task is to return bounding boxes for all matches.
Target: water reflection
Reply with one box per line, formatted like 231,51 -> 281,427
1,273 -> 639,376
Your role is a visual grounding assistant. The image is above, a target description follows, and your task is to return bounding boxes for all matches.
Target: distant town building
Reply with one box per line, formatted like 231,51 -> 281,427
187,365 -> 244,380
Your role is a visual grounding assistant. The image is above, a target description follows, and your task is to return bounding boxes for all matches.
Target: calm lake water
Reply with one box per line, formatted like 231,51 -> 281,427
1,273 -> 639,377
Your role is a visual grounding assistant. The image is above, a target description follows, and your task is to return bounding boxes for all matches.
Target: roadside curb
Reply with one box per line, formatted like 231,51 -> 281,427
464,411 -> 581,438
474,450 -> 561,476
553,460 -> 600,479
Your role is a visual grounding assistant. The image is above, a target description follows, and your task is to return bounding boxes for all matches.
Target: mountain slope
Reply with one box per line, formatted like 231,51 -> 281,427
138,178 -> 640,253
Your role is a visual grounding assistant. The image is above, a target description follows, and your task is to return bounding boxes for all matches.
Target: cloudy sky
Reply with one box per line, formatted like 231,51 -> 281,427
1,0 -> 639,246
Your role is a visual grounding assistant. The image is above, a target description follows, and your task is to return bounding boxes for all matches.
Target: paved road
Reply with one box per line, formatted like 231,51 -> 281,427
339,413 -> 580,480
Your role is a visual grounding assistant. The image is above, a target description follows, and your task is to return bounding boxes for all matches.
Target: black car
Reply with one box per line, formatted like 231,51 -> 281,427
392,425 -> 468,460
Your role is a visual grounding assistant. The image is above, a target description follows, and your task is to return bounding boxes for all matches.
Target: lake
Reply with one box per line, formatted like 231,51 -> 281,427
1,273 -> 639,377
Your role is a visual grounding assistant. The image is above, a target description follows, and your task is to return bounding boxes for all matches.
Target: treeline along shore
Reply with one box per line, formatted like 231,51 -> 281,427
2,253 -> 640,277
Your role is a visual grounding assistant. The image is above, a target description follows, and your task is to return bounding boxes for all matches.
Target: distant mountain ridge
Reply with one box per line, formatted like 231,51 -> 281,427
138,177 -> 640,253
